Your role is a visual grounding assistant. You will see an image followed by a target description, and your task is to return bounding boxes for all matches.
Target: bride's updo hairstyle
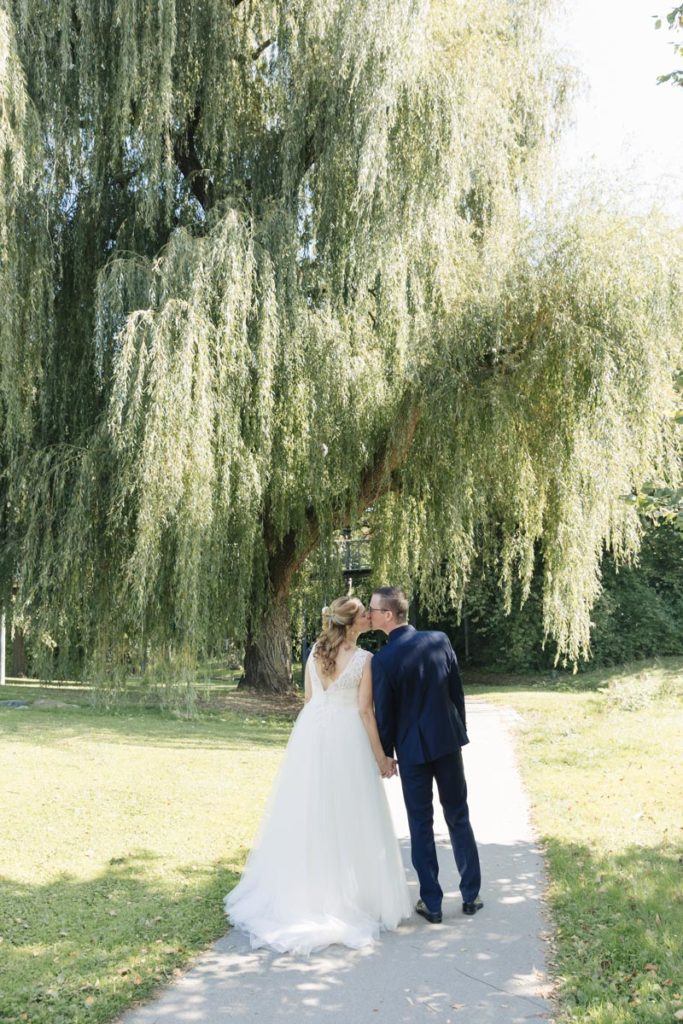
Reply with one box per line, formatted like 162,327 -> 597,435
313,596 -> 364,676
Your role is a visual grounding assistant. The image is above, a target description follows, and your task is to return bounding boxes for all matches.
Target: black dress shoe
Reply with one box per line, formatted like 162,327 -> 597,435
462,897 -> 484,916
415,899 -> 442,924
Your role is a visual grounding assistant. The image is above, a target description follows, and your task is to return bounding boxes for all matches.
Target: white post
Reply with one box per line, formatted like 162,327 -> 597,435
0,610 -> 5,686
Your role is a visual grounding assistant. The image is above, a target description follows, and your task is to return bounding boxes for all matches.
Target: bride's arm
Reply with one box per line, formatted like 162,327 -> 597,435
358,657 -> 396,777
304,654 -> 313,703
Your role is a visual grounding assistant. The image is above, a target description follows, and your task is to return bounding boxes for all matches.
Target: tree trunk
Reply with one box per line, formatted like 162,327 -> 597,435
241,600 -> 294,693
12,628 -> 27,677
240,397 -> 423,692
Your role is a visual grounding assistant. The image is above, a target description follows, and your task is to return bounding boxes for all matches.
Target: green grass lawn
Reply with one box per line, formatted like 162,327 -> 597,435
1,658 -> 681,1024
0,703 -> 292,1024
469,657 -> 683,1024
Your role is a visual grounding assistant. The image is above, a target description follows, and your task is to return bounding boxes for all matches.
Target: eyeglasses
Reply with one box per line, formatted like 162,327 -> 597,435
367,605 -> 388,614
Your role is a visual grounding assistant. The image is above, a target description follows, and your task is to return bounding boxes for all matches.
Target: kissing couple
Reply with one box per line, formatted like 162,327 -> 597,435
225,587 -> 482,955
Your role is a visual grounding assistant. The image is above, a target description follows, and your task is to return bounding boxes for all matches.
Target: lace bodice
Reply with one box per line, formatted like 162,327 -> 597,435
309,646 -> 370,707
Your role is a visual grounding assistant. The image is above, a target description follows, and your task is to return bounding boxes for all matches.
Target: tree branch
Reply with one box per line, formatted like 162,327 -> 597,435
267,507 -> 320,602
252,38 -> 273,60
356,398 -> 423,509
302,131 -> 318,176
173,105 -> 212,210
264,396 -> 423,601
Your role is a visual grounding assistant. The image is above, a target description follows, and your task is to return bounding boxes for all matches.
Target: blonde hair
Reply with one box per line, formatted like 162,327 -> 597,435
313,596 -> 363,675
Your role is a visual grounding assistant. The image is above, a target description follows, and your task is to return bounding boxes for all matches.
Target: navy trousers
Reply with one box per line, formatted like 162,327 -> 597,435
399,748 -> 481,912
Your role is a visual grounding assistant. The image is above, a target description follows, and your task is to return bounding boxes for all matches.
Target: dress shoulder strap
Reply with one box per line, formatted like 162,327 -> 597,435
308,644 -> 320,683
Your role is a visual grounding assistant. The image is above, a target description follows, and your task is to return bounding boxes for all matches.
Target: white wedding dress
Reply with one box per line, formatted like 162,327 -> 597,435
224,646 -> 411,954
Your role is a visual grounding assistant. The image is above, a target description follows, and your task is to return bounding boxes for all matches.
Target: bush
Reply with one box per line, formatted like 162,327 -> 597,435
425,523 -> 683,671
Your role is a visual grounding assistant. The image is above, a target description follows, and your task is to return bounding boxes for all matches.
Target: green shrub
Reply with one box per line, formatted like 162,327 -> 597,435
425,523 -> 683,670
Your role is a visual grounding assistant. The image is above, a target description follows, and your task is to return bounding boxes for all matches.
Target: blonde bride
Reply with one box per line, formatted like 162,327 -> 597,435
224,596 -> 411,955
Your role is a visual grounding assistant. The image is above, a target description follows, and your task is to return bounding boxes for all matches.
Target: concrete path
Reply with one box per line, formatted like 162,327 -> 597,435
119,703 -> 554,1024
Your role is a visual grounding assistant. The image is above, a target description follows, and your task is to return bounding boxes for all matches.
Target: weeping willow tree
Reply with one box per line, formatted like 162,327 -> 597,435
1,0 -> 681,690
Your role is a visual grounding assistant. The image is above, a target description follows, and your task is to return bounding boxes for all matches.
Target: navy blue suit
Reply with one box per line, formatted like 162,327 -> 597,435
372,624 -> 481,911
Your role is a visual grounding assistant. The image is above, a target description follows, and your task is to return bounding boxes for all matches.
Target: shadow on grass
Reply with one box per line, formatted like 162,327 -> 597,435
542,837 -> 683,1023
0,853 -> 242,1024
0,706 -> 293,750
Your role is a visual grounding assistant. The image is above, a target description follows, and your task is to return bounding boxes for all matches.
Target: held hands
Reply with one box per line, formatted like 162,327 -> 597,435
379,755 -> 398,779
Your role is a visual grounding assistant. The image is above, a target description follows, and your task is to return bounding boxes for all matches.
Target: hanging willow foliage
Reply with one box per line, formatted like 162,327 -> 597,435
1,0 -> 680,683
0,6 -> 53,592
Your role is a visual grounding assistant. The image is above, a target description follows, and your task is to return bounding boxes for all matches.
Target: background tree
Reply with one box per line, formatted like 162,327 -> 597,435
437,520 -> 683,672
656,5 -> 683,86
1,0 -> 681,690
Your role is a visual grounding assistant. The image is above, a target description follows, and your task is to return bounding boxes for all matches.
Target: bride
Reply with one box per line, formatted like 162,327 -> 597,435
224,596 -> 411,954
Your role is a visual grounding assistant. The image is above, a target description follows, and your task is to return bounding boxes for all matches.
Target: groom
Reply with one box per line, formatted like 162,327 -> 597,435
369,587 -> 482,922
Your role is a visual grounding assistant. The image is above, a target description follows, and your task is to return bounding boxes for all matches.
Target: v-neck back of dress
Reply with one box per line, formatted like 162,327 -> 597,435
309,646 -> 368,705
312,646 -> 361,691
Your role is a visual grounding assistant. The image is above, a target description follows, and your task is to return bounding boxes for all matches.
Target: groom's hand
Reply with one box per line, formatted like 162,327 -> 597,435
380,756 -> 398,779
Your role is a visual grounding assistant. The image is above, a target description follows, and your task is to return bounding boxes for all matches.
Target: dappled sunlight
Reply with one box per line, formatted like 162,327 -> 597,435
118,839 -> 551,1024
0,856 -> 241,1024
0,708 -> 288,884
0,699 -> 295,1021
542,839 -> 682,1021
483,669 -> 683,1024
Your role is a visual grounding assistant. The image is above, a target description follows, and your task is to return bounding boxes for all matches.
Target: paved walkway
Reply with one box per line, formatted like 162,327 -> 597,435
119,703 -> 554,1024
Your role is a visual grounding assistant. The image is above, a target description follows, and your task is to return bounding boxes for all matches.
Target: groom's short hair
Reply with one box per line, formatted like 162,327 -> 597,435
373,587 -> 409,622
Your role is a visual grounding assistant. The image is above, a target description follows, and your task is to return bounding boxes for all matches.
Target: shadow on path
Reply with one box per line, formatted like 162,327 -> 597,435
118,704 -> 555,1024
117,835 -> 552,1024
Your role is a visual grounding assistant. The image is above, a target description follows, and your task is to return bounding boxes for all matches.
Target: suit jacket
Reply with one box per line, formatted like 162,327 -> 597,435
372,624 -> 468,764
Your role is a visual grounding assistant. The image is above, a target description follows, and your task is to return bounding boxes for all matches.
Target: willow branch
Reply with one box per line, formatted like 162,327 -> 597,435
264,397 -> 423,600
357,398 -> 423,508
252,38 -> 273,60
173,106 -> 212,210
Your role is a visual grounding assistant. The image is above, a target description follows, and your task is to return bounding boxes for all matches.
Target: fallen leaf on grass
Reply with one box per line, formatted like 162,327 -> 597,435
84,996 -> 96,1007
644,963 -> 658,972
673,1010 -> 683,1022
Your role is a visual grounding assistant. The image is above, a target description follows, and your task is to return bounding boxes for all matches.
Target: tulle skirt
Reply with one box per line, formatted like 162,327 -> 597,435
224,697 -> 411,955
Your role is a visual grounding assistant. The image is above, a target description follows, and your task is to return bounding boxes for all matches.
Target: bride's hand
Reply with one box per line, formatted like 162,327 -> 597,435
379,756 -> 397,779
